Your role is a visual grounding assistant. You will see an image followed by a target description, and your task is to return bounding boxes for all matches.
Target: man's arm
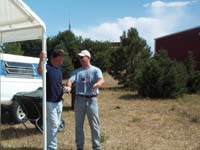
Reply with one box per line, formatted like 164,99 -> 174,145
63,80 -> 73,93
66,79 -> 73,88
93,68 -> 105,91
37,51 -> 46,75
93,77 -> 105,91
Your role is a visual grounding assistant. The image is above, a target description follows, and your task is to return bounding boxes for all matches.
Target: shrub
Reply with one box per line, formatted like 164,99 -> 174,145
185,51 -> 200,93
187,71 -> 200,93
135,51 -> 187,98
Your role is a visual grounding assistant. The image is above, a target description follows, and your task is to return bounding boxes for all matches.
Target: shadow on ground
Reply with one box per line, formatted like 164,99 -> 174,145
0,147 -> 42,150
101,86 -> 124,91
1,127 -> 40,140
119,93 -> 143,101
119,93 -> 176,101
1,110 -> 13,124
62,106 -> 73,112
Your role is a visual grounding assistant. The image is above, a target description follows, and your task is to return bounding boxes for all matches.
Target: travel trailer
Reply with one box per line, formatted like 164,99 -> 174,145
1,0 -> 47,148
0,52 -> 42,123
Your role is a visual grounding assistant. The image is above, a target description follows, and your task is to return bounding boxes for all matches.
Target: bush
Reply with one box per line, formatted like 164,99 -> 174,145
135,51 -> 187,98
187,71 -> 200,93
185,51 -> 200,93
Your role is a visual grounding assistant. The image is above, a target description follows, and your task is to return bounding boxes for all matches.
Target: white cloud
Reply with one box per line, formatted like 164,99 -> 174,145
145,0 -> 197,8
73,16 -> 175,52
73,0 -> 198,52
146,0 -> 198,21
73,17 -> 168,44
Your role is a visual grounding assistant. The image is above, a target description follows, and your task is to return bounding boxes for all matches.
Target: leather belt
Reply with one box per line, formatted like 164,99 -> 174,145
76,94 -> 96,98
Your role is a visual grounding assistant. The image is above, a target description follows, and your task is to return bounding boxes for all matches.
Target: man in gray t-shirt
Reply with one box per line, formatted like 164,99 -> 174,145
65,50 -> 104,150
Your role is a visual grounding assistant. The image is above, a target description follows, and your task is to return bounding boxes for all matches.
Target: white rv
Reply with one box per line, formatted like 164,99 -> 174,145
0,52 -> 42,123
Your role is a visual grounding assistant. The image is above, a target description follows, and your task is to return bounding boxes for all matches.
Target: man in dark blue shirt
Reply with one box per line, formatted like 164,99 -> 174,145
38,49 -> 66,150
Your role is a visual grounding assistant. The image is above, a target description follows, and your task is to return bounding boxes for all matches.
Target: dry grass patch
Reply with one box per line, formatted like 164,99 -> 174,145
1,73 -> 200,150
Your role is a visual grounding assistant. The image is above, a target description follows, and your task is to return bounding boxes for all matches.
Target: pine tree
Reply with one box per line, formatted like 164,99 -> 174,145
109,28 -> 151,88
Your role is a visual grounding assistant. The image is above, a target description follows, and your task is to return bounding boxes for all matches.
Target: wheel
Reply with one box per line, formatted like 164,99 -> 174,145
9,100 -> 27,124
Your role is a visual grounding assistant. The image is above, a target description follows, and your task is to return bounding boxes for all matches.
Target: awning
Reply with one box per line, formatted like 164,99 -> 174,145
0,0 -> 46,43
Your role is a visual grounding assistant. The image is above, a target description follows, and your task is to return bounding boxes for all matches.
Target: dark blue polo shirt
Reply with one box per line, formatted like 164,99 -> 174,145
46,63 -> 63,102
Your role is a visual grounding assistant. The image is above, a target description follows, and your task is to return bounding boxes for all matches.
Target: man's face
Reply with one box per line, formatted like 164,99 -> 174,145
79,56 -> 89,66
55,55 -> 65,65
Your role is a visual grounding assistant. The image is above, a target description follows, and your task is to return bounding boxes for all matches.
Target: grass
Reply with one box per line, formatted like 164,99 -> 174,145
131,116 -> 141,123
100,132 -> 109,144
1,73 -> 200,150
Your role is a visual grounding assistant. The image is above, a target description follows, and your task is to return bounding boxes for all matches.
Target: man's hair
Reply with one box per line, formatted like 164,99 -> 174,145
51,49 -> 66,58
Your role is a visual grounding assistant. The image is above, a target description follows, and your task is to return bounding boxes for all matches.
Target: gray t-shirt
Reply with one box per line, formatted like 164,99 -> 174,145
69,65 -> 103,96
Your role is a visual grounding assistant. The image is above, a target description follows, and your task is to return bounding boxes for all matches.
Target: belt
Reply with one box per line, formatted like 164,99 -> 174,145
76,94 -> 96,98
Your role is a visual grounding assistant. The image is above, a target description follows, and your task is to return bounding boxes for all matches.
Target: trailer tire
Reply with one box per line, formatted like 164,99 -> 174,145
9,100 -> 27,124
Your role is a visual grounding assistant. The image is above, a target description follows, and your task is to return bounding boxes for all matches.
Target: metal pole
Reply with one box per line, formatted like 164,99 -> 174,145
0,44 -> 2,150
42,30 -> 47,150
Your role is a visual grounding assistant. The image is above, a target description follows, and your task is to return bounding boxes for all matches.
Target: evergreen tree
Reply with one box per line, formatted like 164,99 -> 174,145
135,50 -> 187,98
185,51 -> 196,76
21,40 -> 41,57
185,51 -> 200,93
109,28 -> 151,88
4,42 -> 24,55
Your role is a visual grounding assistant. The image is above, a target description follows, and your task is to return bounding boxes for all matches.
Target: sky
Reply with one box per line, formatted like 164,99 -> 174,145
24,0 -> 200,52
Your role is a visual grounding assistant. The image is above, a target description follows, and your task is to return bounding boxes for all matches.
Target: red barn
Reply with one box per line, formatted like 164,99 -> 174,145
155,26 -> 200,70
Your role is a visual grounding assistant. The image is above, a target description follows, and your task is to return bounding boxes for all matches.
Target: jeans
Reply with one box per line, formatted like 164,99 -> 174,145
47,101 -> 63,150
75,96 -> 101,150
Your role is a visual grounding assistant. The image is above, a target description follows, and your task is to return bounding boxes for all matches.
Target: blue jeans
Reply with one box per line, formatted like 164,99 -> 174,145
75,96 -> 101,150
47,101 -> 63,150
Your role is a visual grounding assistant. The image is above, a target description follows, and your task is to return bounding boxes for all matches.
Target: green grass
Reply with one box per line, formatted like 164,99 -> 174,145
131,116 -> 141,123
100,132 -> 109,143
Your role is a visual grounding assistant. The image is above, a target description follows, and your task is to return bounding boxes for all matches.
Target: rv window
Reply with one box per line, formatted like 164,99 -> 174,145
5,61 -> 33,69
4,61 -> 34,77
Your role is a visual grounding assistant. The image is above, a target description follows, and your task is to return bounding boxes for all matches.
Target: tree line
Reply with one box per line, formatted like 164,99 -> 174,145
3,27 -> 200,98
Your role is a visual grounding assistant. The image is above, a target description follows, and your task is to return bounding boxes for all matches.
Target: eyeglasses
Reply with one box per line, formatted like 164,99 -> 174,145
79,56 -> 84,59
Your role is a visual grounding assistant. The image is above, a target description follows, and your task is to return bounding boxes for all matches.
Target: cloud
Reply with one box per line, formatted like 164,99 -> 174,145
73,21 -> 123,42
73,16 -> 176,52
73,17 -> 168,46
145,0 -> 198,20
144,0 -> 198,8
73,1 -> 198,52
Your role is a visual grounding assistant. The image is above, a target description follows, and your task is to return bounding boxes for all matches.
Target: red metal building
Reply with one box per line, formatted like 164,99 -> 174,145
155,26 -> 200,70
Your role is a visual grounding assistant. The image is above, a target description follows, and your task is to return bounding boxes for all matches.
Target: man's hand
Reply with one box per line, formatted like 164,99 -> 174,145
63,86 -> 72,93
39,51 -> 47,62
93,83 -> 99,94
37,51 -> 47,75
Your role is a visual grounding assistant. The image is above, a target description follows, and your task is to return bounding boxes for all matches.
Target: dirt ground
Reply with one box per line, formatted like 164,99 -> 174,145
1,74 -> 200,150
